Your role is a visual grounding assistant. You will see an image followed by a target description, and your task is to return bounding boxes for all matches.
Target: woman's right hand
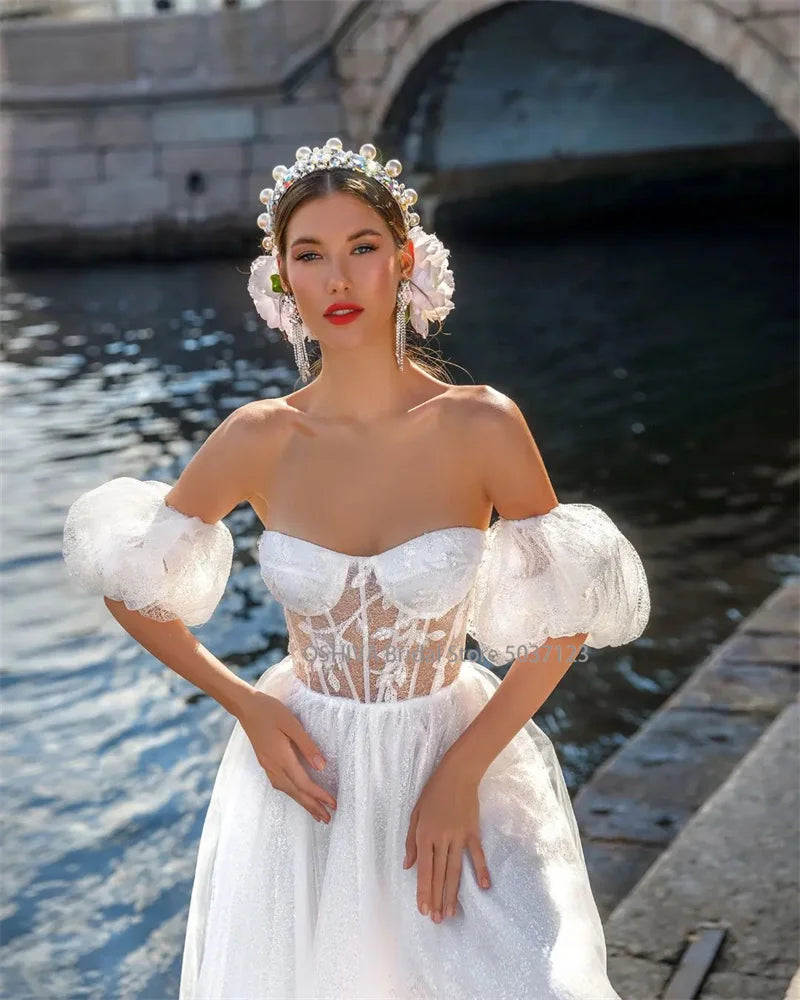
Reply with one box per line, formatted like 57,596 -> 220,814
237,690 -> 338,824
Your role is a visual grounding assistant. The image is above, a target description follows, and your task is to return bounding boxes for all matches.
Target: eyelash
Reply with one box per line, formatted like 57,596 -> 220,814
295,245 -> 377,262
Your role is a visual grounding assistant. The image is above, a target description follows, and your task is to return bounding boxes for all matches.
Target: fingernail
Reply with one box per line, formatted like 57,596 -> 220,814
314,755 -> 325,770
481,875 -> 490,888
446,903 -> 455,917
420,903 -> 429,916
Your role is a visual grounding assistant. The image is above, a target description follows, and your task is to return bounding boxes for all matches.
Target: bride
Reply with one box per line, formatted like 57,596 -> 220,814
62,138 -> 650,999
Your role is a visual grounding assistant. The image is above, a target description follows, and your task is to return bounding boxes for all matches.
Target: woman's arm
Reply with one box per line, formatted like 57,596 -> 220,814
68,401 -> 337,823
408,389 -> 648,921
103,601 -> 256,719
405,390 -> 588,921
103,403 -> 265,720
441,632 -> 587,781
444,389 -> 588,780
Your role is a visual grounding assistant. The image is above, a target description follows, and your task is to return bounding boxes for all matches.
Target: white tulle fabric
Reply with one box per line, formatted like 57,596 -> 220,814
180,655 -> 622,1000
177,504 -> 648,998
61,481 -> 649,998
468,503 -> 651,666
61,477 -> 234,627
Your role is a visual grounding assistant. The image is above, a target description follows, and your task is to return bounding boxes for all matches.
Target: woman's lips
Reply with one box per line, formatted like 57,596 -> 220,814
324,309 -> 363,325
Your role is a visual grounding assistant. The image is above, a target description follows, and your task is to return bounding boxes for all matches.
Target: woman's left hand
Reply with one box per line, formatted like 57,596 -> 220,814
403,756 -> 491,922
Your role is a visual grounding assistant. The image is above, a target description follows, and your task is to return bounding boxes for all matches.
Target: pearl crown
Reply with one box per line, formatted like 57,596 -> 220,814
255,137 -> 420,253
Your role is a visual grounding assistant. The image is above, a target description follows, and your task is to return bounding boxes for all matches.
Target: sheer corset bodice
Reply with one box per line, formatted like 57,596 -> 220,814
258,527 -> 487,703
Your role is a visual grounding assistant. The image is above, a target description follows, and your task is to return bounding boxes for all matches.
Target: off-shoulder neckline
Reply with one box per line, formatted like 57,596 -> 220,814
258,525 -> 487,562
256,505 -> 564,563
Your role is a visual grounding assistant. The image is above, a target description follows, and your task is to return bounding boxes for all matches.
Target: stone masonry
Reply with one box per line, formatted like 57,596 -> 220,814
0,0 -> 797,260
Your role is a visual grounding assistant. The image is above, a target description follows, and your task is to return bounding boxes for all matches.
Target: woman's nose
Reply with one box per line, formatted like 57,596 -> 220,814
327,260 -> 352,293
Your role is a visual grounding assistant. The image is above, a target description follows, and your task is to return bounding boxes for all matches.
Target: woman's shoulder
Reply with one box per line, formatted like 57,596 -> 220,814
445,383 -> 525,433
202,400 -> 297,480
447,385 -> 551,502
436,385 -> 535,479
234,398 -> 301,439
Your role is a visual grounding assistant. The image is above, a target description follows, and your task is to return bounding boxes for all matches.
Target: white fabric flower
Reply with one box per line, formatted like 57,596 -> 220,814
407,226 -> 455,338
247,253 -> 287,334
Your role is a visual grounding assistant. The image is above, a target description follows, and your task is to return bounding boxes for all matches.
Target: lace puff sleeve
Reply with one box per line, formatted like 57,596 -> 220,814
467,503 -> 650,666
62,477 -> 235,627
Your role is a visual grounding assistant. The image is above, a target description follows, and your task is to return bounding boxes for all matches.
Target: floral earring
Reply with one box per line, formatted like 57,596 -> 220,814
395,278 -> 413,371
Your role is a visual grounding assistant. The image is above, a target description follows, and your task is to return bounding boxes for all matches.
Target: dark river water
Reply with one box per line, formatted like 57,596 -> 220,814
1,207 -> 797,998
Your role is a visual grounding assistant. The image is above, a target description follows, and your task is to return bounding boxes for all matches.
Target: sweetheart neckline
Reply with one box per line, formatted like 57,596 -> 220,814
258,524 -> 487,562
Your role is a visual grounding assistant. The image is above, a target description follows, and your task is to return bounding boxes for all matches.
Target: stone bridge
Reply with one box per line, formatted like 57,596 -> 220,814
0,0 -> 797,259
341,0 -> 798,137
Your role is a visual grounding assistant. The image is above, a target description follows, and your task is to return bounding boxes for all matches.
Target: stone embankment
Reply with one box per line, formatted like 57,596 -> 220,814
576,582 -> 799,998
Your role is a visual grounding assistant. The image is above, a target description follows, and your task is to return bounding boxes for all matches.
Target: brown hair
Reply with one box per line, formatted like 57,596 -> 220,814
268,167 -> 457,385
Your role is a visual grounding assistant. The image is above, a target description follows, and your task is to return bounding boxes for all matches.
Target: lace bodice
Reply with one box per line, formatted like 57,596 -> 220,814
62,478 -> 651,704
258,528 -> 486,703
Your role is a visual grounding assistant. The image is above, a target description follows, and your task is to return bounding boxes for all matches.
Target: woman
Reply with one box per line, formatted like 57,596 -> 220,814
62,138 -> 650,999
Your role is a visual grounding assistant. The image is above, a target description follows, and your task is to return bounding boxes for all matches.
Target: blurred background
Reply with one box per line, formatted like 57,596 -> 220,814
1,1 -> 798,997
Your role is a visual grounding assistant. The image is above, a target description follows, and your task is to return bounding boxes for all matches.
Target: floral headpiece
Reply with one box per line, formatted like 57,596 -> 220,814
247,136 -> 455,352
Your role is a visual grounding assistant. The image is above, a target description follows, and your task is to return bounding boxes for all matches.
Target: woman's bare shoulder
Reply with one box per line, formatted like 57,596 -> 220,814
161,400 -> 291,523
236,398 -> 304,434
441,383 -> 516,428
222,399 -> 303,474
444,383 -> 541,467
433,384 -> 516,471
453,386 -> 558,517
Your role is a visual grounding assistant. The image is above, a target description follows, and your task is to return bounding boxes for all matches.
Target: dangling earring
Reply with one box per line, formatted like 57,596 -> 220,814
281,291 -> 311,384
395,278 -> 412,371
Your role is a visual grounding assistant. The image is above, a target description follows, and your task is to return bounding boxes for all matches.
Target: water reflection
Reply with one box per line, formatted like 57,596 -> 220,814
1,212 -> 797,997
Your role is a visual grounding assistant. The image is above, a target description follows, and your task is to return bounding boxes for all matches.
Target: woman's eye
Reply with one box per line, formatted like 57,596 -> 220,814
296,245 -> 376,262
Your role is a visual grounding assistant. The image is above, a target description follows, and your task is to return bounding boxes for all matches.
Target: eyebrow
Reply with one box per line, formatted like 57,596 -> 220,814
289,228 -> 383,250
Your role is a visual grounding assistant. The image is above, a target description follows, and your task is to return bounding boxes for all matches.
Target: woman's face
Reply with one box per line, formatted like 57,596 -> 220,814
277,190 -> 413,346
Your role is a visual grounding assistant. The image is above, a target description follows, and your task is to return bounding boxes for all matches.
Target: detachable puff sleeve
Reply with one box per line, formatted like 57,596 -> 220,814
467,503 -> 650,666
62,477 -> 235,627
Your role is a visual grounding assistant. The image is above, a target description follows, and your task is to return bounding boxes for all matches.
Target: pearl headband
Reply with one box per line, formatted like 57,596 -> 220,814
247,136 -> 455,348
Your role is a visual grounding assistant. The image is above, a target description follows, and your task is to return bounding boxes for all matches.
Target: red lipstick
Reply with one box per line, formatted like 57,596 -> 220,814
324,302 -> 364,325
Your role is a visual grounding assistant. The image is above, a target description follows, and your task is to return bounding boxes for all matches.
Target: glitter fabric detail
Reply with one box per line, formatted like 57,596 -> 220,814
179,655 -> 625,1000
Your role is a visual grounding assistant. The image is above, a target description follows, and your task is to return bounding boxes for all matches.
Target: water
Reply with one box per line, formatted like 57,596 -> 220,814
1,210 -> 797,998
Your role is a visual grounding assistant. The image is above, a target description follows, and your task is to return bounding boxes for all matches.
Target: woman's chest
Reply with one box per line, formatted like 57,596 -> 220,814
250,415 -> 485,556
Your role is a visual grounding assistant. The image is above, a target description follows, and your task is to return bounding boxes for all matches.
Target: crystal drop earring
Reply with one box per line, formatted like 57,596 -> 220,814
281,291 -> 311,384
395,278 -> 412,371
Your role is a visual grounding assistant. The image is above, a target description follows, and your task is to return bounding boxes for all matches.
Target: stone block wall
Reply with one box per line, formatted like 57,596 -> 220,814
0,1 -> 355,261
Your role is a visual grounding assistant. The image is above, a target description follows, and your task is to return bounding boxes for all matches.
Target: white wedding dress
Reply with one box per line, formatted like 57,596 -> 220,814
62,477 -> 650,1000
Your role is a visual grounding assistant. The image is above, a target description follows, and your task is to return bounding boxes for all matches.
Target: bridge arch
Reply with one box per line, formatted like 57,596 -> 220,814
335,0 -> 799,141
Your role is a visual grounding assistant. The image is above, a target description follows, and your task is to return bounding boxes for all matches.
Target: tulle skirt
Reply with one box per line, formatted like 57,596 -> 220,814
179,654 -> 621,1000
